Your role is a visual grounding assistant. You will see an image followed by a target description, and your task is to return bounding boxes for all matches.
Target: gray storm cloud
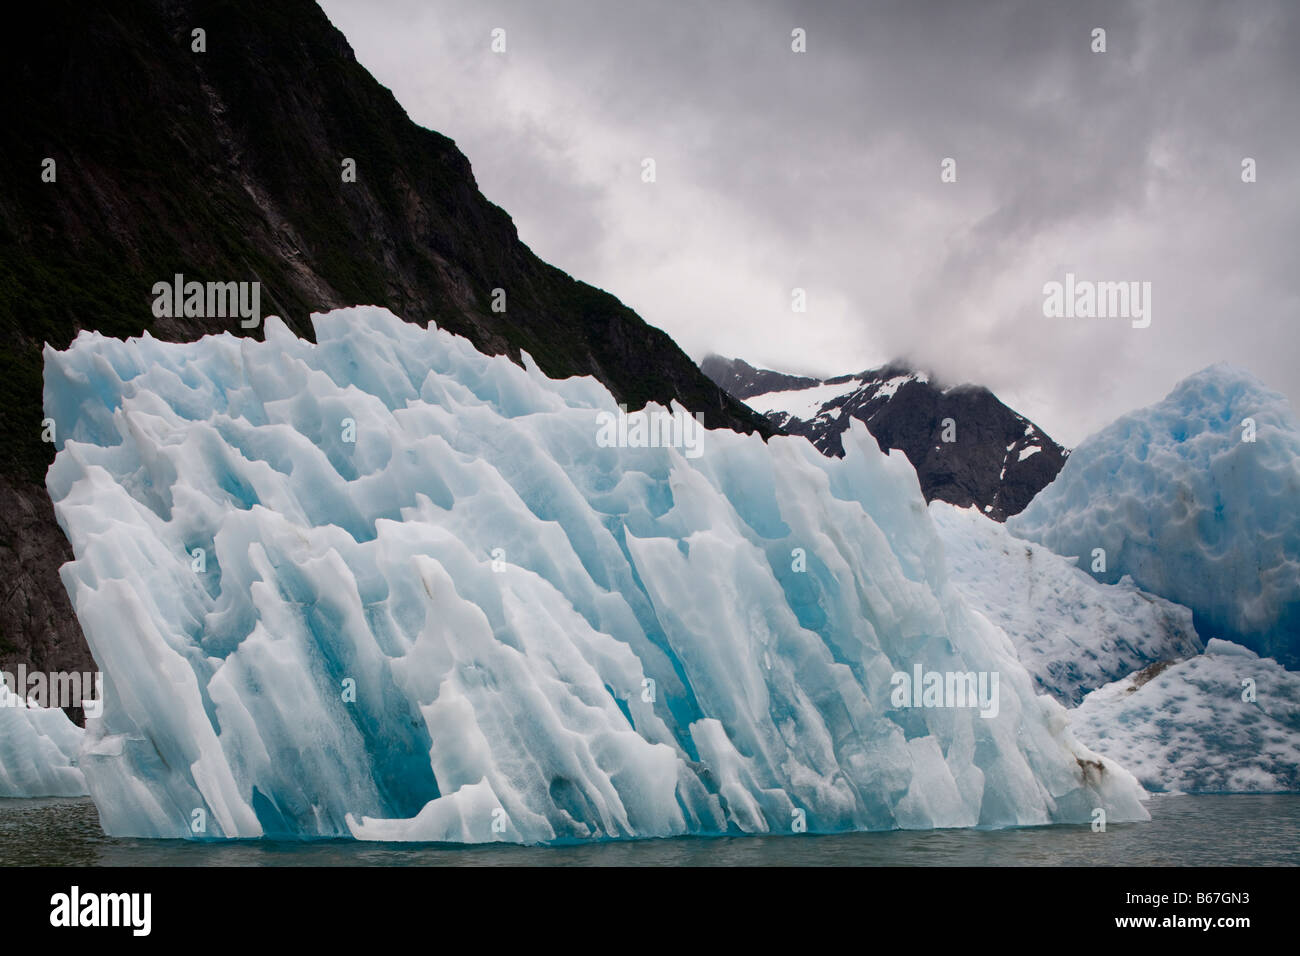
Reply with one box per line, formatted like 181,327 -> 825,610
320,0 -> 1298,445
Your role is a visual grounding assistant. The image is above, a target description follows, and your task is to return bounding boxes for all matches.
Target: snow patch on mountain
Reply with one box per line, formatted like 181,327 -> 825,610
746,379 -> 865,422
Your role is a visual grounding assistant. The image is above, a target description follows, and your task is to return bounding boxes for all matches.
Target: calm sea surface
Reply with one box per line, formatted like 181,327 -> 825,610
1,793 -> 1295,866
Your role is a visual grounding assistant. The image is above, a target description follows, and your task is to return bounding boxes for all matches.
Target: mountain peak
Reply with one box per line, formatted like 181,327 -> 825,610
704,356 -> 1067,520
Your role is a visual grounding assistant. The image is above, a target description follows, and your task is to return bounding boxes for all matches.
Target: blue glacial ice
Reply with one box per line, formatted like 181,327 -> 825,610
44,307 -> 1147,841
1009,364 -> 1300,669
0,682 -> 86,797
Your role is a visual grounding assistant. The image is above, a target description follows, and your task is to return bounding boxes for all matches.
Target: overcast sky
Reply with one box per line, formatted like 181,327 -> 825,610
320,0 -> 1298,446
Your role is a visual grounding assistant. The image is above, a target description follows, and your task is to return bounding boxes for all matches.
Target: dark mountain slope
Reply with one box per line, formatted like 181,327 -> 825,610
704,356 -> 1068,521
0,0 -> 770,686
699,356 -> 821,400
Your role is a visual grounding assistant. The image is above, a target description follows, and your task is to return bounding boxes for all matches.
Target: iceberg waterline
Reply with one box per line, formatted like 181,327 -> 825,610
1072,640 -> 1300,794
43,306 -> 1146,841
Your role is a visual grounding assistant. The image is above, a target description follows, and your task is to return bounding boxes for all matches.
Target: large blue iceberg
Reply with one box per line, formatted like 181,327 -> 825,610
44,307 -> 1146,841
1009,364 -> 1300,669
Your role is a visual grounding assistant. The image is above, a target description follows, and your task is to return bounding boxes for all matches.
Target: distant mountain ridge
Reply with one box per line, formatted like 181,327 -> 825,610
702,355 -> 1068,520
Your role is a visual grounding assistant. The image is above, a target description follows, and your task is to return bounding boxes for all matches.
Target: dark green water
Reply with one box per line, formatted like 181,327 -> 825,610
1,794 -> 1295,866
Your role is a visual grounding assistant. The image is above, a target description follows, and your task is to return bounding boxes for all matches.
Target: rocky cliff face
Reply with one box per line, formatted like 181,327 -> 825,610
0,0 -> 771,690
702,356 -> 1068,521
